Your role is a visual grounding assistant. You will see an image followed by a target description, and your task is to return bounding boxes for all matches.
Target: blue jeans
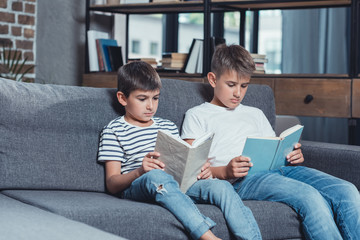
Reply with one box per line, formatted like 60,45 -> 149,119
123,169 -> 215,240
233,166 -> 360,240
187,178 -> 262,240
123,169 -> 262,240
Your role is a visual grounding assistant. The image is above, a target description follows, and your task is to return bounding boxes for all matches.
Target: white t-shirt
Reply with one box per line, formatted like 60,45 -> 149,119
98,116 -> 179,174
181,102 -> 275,167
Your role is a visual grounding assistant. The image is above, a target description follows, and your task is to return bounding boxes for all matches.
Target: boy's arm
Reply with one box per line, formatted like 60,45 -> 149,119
184,139 -> 252,180
105,152 -> 164,194
210,156 -> 253,179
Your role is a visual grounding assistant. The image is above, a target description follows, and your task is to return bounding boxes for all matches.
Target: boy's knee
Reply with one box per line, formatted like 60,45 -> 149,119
144,169 -> 171,181
332,180 -> 360,202
209,179 -> 233,192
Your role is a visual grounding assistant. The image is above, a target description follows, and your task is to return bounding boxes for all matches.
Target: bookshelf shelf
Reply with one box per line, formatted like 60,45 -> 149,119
84,0 -> 360,121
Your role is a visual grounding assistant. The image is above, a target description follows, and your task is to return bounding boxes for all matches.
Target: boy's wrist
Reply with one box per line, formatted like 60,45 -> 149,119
210,166 -> 228,180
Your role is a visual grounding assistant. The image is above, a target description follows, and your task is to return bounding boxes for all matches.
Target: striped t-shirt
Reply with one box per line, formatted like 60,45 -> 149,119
98,116 -> 179,174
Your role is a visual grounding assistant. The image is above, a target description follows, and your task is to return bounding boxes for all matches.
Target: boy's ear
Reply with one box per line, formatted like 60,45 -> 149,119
117,91 -> 127,106
207,72 -> 216,88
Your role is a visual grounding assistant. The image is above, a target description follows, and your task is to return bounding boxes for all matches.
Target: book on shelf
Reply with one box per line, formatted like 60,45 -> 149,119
121,0 -> 149,4
161,52 -> 188,70
107,45 -> 124,72
87,30 -> 109,72
184,38 -> 203,74
96,39 -> 119,72
154,130 -> 214,193
128,58 -> 158,68
242,124 -> 304,175
251,52 -> 268,74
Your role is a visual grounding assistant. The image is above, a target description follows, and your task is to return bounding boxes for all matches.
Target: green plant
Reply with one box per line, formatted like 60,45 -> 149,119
0,44 -> 34,82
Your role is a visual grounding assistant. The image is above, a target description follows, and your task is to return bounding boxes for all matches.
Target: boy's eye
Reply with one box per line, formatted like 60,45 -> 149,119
227,83 -> 235,87
153,97 -> 159,100
138,98 -> 146,101
241,84 -> 249,88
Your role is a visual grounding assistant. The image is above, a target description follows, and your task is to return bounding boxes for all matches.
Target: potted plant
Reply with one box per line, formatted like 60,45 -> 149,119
0,44 -> 34,82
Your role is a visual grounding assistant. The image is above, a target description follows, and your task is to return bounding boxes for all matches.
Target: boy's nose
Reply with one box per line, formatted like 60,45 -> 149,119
234,87 -> 241,98
147,101 -> 153,110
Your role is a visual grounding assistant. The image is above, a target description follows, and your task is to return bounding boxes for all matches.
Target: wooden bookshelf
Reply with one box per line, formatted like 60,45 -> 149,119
352,79 -> 360,118
211,0 -> 351,10
85,0 -> 359,119
83,72 -> 207,88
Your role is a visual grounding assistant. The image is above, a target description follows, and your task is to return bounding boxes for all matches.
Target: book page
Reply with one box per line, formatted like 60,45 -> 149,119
271,125 -> 304,170
155,131 -> 189,185
180,134 -> 214,192
279,124 -> 303,139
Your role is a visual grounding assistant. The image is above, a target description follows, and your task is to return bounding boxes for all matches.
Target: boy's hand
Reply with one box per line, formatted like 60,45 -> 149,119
287,143 -> 304,165
197,162 -> 213,180
226,156 -> 253,178
141,152 -> 165,174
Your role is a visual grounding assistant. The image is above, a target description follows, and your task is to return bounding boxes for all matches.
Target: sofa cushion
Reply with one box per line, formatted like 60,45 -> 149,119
0,78 -> 275,192
2,190 -> 302,240
0,78 -> 121,192
0,193 -> 125,240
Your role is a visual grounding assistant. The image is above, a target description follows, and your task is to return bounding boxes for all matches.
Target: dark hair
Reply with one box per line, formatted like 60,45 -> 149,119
117,61 -> 161,97
211,44 -> 255,78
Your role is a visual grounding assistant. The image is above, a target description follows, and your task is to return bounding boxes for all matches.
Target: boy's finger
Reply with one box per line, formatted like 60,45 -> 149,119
152,159 -> 165,168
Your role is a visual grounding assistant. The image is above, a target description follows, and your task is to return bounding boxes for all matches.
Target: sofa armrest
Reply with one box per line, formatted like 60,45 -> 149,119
301,140 -> 360,190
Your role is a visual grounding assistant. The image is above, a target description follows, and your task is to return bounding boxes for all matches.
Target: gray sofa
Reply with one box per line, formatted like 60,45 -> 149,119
1,78 -> 359,240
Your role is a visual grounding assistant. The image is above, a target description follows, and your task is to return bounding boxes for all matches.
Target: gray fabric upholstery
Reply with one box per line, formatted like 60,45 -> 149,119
301,140 -> 360,190
0,78 -> 121,192
2,190 -> 302,240
0,193 -> 124,240
7,77 -> 359,240
0,78 -> 275,192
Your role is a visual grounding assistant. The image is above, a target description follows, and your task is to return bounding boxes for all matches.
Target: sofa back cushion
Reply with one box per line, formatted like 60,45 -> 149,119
0,78 -> 275,192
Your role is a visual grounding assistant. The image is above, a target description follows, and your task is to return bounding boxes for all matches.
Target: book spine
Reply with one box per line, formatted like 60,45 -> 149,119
96,39 -> 105,72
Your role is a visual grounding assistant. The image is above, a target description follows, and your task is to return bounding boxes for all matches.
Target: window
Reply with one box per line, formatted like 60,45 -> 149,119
178,13 -> 204,54
131,40 -> 140,54
115,14 -> 163,61
258,10 -> 282,73
150,42 -> 158,55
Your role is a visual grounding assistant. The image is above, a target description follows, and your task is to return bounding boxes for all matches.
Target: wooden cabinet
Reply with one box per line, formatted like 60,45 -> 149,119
352,79 -> 360,118
252,75 -> 352,118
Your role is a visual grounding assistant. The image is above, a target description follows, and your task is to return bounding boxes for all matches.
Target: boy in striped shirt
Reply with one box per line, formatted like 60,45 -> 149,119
98,61 -> 261,240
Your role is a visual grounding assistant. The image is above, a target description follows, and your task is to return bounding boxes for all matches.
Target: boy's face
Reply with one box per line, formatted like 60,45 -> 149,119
117,89 -> 160,127
208,70 -> 250,109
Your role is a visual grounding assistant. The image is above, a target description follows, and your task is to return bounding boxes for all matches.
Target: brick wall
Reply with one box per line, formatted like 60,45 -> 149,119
0,0 -> 36,81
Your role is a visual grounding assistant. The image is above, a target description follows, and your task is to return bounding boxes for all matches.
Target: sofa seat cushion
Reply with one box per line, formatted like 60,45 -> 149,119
0,193 -> 125,240
2,190 -> 303,240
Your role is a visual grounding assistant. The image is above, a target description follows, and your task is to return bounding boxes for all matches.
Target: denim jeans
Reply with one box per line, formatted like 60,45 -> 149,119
187,178 -> 262,240
233,166 -> 360,240
122,169 -> 216,240
123,169 -> 262,240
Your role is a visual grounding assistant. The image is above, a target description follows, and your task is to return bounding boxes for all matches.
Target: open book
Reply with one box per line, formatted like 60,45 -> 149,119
242,124 -> 304,175
154,130 -> 214,192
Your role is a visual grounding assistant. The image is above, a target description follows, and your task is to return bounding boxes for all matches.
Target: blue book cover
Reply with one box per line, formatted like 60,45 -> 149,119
242,124 -> 304,175
98,39 -> 118,72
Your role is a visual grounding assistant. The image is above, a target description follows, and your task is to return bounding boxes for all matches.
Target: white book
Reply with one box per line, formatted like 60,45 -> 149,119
185,39 -> 203,74
154,130 -> 214,192
196,40 -> 203,74
87,30 -> 109,72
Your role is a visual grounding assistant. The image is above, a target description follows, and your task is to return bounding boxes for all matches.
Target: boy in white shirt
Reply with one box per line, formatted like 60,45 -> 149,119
98,61 -> 262,240
182,44 -> 360,240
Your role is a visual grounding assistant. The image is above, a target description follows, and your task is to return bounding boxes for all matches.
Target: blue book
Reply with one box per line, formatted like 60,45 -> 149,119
97,39 -> 118,72
242,124 -> 304,175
